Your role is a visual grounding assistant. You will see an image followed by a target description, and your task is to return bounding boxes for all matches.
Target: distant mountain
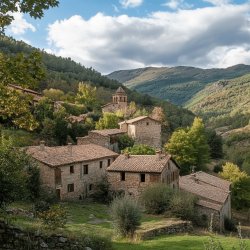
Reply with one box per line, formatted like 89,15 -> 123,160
107,65 -> 250,106
186,73 -> 250,129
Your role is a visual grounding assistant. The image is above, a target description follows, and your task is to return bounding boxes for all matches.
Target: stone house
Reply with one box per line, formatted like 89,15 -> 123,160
107,152 -> 180,197
102,87 -> 128,113
119,116 -> 162,148
179,171 -> 231,231
77,129 -> 126,152
26,143 -> 118,200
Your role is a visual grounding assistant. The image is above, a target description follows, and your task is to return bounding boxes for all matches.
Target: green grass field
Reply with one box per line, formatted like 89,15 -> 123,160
4,201 -> 250,250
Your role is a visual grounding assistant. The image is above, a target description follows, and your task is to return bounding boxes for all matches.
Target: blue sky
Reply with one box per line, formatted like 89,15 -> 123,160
6,0 -> 250,73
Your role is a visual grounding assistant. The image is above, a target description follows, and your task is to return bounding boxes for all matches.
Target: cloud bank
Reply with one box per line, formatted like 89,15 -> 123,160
47,3 -> 250,73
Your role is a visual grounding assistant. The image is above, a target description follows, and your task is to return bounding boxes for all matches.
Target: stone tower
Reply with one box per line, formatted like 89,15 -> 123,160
112,87 -> 127,106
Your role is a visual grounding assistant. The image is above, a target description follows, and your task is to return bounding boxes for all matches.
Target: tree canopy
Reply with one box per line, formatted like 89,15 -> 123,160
123,144 -> 156,155
95,112 -> 119,130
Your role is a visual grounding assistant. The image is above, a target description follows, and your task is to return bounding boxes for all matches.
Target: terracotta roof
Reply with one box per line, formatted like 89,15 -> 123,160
119,116 -> 160,125
179,172 -> 230,204
196,199 -> 223,211
192,171 -> 231,190
90,129 -> 126,137
107,154 -> 172,173
26,144 -> 118,167
115,87 -> 126,94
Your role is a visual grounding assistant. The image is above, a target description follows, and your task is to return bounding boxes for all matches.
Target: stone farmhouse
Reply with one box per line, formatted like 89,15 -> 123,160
77,128 -> 126,152
102,87 -> 128,113
119,116 -> 161,148
179,171 -> 231,231
26,142 -> 118,200
107,152 -> 180,197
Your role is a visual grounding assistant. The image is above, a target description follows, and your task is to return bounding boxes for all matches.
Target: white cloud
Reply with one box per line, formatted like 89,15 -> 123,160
47,4 -> 250,73
120,0 -> 143,8
164,0 -> 193,10
203,0 -> 231,6
7,12 -> 36,35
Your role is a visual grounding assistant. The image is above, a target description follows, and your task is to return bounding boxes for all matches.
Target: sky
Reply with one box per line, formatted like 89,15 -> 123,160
5,0 -> 250,74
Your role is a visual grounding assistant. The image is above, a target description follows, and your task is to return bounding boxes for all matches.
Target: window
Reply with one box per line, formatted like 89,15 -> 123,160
70,165 -> 74,174
84,165 -> 88,175
99,161 -> 103,169
120,172 -> 125,181
89,184 -> 93,191
108,159 -> 111,166
146,122 -> 149,126
140,173 -> 145,182
67,183 -> 74,192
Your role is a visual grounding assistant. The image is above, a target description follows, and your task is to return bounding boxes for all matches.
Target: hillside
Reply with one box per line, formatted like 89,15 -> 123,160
107,65 -> 250,106
0,36 -> 194,130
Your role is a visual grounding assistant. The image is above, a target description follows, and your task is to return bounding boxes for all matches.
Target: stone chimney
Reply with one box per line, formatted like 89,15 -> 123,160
40,141 -> 45,151
156,149 -> 162,160
68,143 -> 73,156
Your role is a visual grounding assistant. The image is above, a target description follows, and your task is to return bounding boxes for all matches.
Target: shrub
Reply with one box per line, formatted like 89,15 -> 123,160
141,184 -> 174,214
39,204 -> 67,229
82,234 -> 113,250
111,196 -> 141,238
213,164 -> 223,173
123,144 -> 155,155
169,191 -> 197,221
117,134 -> 134,151
91,177 -> 112,203
224,217 -> 237,232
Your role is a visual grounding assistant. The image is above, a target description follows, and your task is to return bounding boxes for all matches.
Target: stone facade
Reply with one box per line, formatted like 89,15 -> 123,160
38,157 -> 116,200
119,116 -> 161,148
107,155 -> 179,198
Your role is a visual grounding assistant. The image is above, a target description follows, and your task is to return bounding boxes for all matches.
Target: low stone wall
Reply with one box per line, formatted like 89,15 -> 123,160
0,220 -> 90,250
136,220 -> 193,240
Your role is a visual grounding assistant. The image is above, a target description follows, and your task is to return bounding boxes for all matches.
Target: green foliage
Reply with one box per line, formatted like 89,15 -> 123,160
76,82 -> 97,108
165,117 -> 210,174
117,134 -> 135,150
39,204 -> 67,229
95,112 -> 119,130
0,0 -> 59,34
206,129 -> 223,159
169,191 -> 197,221
25,163 -> 40,201
123,144 -> 156,155
141,184 -> 174,214
61,102 -> 87,116
224,217 -> 236,232
0,139 -> 33,207
43,88 -> 65,101
92,177 -> 112,204
111,196 -> 141,237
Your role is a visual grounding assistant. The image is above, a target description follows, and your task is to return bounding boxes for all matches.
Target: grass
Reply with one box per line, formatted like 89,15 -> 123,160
3,201 -> 250,249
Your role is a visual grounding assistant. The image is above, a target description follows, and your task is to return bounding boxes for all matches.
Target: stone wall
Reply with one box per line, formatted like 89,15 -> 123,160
0,220 -> 90,250
77,134 -> 110,148
136,220 -> 193,240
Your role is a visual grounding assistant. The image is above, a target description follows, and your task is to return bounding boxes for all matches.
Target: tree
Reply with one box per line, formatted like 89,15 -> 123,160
95,112 -> 119,130
206,129 -> 223,159
165,117 -> 210,174
111,196 -> 141,238
76,82 -> 97,108
117,134 -> 134,150
43,88 -> 65,101
123,144 -> 156,155
0,0 -> 59,34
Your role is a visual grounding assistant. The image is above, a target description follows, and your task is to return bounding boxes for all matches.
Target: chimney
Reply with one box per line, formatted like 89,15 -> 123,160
40,141 -> 45,151
68,143 -> 73,156
124,152 -> 130,159
156,149 -> 162,160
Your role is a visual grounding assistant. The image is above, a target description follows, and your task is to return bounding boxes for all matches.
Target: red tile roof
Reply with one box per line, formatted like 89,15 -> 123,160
119,116 -> 160,125
26,144 -> 118,167
107,154 -> 173,173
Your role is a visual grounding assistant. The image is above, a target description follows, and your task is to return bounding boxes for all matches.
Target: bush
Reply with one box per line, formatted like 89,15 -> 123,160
91,177 -> 112,203
224,217 -> 237,232
117,134 -> 134,151
123,144 -> 155,155
169,191 -> 197,221
82,234 -> 113,250
141,184 -> 174,214
39,204 -> 67,229
213,164 -> 223,173
111,196 -> 141,238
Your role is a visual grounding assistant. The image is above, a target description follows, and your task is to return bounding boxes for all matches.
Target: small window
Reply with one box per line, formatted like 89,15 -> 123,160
67,183 -> 74,192
140,173 -> 145,182
146,122 -> 149,126
89,184 -> 93,191
84,165 -> 88,175
70,165 -> 74,174
108,159 -> 111,166
99,161 -> 103,169
120,172 -> 125,181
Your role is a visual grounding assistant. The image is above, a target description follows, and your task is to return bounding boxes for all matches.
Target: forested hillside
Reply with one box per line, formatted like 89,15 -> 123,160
107,65 -> 250,106
0,36 -> 194,130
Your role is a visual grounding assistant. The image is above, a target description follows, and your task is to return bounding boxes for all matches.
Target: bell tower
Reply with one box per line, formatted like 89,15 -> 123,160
112,87 -> 127,104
